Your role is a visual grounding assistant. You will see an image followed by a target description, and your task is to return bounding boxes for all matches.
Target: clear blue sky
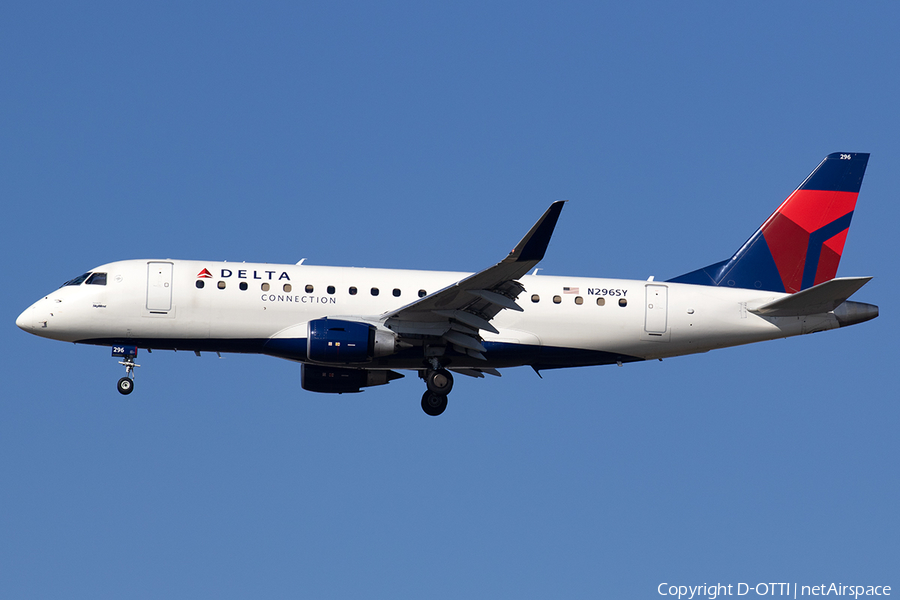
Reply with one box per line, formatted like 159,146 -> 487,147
2,2 -> 897,598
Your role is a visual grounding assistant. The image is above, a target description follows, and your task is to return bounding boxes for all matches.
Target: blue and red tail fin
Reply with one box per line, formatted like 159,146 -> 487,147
668,152 -> 869,293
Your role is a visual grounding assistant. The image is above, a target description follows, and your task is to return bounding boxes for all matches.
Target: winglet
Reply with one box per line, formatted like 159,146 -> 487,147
507,201 -> 566,263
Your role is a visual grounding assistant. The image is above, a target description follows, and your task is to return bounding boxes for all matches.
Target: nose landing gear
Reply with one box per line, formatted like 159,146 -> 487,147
112,345 -> 140,395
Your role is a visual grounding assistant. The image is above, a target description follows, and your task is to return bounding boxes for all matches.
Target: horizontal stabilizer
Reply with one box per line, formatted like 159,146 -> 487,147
749,277 -> 872,317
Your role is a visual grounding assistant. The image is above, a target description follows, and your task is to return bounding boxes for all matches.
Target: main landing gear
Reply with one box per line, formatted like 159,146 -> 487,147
420,365 -> 454,416
112,345 -> 140,395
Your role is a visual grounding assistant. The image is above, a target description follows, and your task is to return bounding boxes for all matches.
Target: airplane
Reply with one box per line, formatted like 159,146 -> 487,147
16,152 -> 877,416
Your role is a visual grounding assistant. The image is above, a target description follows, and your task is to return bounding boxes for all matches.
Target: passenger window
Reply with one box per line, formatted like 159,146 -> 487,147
284,284 -> 292,293
553,295 -> 561,304
371,287 -> 379,296
393,288 -> 401,297
575,296 -> 583,305
196,280 -> 205,289
262,283 -> 270,292
239,282 -> 248,291
349,287 -> 357,295
305,284 -> 313,293
531,294 -> 540,303
218,281 -> 226,289
596,297 -> 605,306
418,289 -> 427,298
86,272 -> 107,285
327,286 -> 335,294
619,298 -> 627,307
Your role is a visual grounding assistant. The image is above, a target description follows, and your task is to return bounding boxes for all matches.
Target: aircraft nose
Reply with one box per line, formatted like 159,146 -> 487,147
16,305 -> 34,331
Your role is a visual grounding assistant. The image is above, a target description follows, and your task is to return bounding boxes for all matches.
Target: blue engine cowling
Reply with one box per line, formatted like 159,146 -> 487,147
307,318 -> 396,364
301,364 -> 404,394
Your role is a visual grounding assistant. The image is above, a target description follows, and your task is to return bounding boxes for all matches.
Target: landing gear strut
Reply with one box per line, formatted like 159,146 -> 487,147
112,345 -> 140,395
420,365 -> 453,416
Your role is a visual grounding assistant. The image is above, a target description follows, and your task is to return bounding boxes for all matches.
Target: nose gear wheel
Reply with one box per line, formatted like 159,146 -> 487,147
117,377 -> 134,395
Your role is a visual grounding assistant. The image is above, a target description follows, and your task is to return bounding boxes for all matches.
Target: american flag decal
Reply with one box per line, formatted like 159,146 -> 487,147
563,286 -> 579,294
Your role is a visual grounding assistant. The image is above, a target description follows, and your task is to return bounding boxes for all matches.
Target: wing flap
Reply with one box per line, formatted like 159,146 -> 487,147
467,289 -> 524,312
443,330 -> 487,353
433,309 -> 500,334
449,367 -> 502,378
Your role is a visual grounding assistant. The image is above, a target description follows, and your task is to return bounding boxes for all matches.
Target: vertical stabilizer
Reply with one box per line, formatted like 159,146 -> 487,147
668,152 -> 869,293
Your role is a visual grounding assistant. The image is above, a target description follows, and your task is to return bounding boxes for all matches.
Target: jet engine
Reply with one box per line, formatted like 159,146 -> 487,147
301,364 -> 403,394
307,318 -> 396,364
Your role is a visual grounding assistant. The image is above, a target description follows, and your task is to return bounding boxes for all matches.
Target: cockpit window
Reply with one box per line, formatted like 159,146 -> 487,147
86,272 -> 107,286
62,272 -> 92,287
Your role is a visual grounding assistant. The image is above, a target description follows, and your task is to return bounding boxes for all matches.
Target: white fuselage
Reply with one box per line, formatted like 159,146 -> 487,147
17,259 -> 840,371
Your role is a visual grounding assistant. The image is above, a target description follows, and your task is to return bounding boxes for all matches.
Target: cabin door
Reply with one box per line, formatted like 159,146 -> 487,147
644,284 -> 668,337
146,262 -> 174,312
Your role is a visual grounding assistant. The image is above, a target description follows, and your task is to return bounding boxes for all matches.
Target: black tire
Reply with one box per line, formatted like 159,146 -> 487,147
425,369 -> 454,395
421,391 -> 448,416
117,377 -> 134,395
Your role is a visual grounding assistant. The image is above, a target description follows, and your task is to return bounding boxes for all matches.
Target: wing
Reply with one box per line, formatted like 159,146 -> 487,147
380,201 -> 565,359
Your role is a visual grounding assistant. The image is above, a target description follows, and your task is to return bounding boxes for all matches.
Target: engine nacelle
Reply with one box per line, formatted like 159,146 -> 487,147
301,364 -> 403,394
307,318 -> 396,364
